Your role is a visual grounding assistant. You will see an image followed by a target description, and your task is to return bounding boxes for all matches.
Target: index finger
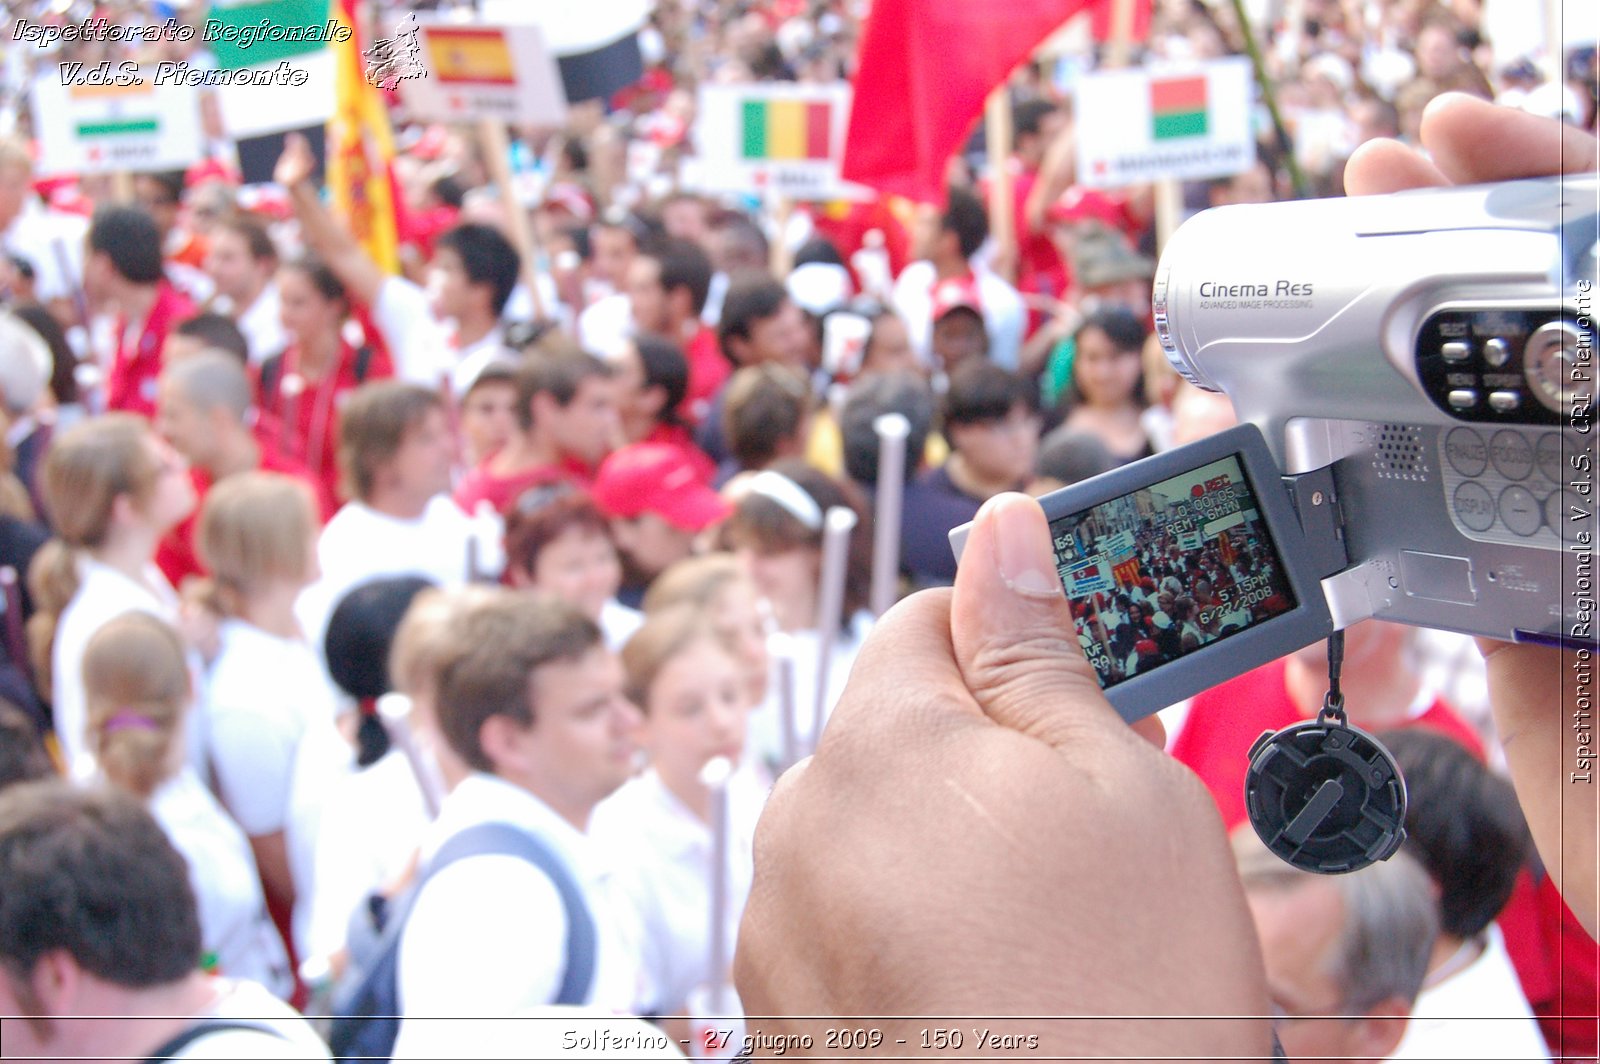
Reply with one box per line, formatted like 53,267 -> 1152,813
1419,92 -> 1599,185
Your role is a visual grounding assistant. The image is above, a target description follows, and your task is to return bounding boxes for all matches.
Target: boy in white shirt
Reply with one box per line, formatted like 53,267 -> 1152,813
297,381 -> 493,657
392,592 -> 649,1056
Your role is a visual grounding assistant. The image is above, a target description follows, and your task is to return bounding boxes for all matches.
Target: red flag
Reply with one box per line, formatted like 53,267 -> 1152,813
1088,0 -> 1154,43
842,0 -> 1089,203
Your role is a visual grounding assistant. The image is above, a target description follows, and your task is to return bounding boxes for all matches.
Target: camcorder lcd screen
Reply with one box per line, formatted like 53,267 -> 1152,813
1046,454 -> 1299,690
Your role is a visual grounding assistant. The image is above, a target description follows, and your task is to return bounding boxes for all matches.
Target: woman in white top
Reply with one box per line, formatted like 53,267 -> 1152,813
503,487 -> 642,651
197,472 -> 351,957
303,585 -> 487,967
720,462 -> 873,763
28,414 -> 196,778
83,611 -> 291,998
589,605 -> 763,1026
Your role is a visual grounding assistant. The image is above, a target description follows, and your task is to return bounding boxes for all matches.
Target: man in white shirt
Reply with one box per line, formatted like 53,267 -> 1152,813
297,381 -> 490,657
891,187 -> 1026,371
425,223 -> 521,396
0,781 -> 329,1062
392,592 -> 647,1055
1382,730 -> 1553,1062
578,212 -> 646,358
202,215 -> 287,365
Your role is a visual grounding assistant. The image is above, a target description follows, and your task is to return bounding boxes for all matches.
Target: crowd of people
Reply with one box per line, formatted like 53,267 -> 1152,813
0,0 -> 1596,1060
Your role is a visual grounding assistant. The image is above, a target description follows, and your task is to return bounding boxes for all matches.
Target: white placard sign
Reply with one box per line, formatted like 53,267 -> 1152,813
216,49 -> 335,139
1064,556 -> 1114,597
398,21 -> 567,127
1075,57 -> 1255,188
693,82 -> 865,201
1101,529 -> 1136,560
31,68 -> 204,175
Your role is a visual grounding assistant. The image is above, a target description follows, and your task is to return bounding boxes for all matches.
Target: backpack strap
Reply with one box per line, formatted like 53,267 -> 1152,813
141,1020 -> 284,1062
258,352 -> 283,406
353,343 -> 375,384
420,821 -> 597,1004
328,820 -> 597,1064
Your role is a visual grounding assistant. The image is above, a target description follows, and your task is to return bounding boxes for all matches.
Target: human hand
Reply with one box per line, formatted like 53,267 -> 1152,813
1343,91 -> 1595,196
734,494 -> 1271,1056
274,132 -> 317,190
1347,94 -> 1598,940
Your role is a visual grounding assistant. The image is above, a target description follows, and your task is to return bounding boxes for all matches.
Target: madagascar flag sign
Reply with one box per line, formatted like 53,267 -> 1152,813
1150,75 -> 1208,139
1074,57 -> 1253,188
741,99 -> 831,161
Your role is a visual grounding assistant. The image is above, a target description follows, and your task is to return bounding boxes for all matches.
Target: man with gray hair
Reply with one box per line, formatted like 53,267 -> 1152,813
1233,828 -> 1437,1063
153,351 -> 331,585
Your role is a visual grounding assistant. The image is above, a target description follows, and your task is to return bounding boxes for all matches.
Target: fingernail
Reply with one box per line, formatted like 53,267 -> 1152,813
988,495 -> 1062,598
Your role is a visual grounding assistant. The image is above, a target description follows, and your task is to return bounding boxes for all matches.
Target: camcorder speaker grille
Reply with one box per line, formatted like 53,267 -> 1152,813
1370,423 -> 1431,482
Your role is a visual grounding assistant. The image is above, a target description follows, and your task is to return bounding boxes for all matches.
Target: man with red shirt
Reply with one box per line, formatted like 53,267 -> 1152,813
625,237 -> 725,425
988,99 -> 1069,301
86,205 -> 194,417
1169,619 -> 1483,832
453,349 -> 619,516
153,352 -> 333,586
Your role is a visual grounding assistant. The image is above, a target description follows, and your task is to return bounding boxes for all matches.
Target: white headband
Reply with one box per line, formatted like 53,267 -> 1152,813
744,470 -> 824,531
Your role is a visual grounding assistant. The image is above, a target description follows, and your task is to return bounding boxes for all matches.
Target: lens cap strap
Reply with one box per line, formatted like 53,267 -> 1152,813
1242,628 -> 1408,874
1317,629 -> 1347,727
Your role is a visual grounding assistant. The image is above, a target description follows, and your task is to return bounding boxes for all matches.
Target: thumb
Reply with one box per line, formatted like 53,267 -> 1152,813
951,492 -> 1133,748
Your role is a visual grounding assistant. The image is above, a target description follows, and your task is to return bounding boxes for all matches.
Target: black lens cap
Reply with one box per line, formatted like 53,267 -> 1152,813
1243,720 -> 1407,874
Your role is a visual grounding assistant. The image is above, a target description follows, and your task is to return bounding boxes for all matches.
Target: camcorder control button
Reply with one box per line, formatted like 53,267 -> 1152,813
1523,320 -> 1587,416
1483,338 -> 1513,368
1444,428 -> 1488,477
1448,388 -> 1479,411
1547,489 -> 1589,543
1488,390 -> 1521,413
1537,434 -> 1568,483
1498,485 -> 1542,536
1489,430 -> 1535,480
1441,340 -> 1473,364
1453,482 -> 1497,532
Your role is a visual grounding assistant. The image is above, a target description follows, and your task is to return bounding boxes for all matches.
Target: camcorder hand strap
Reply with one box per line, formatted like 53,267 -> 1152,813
1242,629 -> 1409,874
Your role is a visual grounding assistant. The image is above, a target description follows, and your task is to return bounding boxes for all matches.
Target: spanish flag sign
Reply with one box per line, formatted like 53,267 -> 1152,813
327,0 -> 400,274
424,26 -> 517,85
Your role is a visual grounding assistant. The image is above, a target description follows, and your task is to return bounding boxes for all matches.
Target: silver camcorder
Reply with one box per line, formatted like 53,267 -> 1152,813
952,174 -> 1599,722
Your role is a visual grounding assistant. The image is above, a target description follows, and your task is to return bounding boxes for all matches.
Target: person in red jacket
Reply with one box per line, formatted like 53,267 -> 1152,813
453,348 -> 618,516
1169,619 -> 1483,831
255,255 -> 394,503
153,353 -> 333,588
626,237 -> 725,425
86,206 -> 195,418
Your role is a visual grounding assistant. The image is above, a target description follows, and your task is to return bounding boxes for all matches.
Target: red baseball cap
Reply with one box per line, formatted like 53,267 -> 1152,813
930,275 -> 984,323
591,443 -> 730,532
